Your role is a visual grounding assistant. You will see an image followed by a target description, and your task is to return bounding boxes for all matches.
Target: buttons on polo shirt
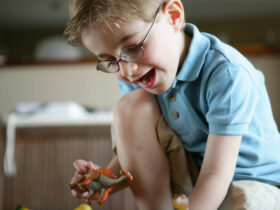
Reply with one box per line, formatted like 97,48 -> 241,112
172,111 -> 180,119
168,92 -> 176,102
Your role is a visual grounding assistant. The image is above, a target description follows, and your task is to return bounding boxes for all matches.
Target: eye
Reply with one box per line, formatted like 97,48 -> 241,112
107,60 -> 117,68
97,52 -> 117,61
123,45 -> 138,53
100,56 -> 116,62
121,45 -> 144,61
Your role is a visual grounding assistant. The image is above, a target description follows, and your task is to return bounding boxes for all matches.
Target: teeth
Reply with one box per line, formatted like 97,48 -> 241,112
141,75 -> 152,84
140,69 -> 154,85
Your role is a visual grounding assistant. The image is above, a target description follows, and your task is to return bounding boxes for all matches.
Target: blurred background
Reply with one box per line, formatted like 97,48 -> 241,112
0,0 -> 280,117
0,0 -> 279,209
1,0 -> 280,60
0,0 -> 280,116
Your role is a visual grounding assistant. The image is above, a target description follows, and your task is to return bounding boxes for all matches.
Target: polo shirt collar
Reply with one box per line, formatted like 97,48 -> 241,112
176,23 -> 210,82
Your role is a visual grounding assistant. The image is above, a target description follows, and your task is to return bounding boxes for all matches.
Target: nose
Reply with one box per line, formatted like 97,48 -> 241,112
119,61 -> 138,80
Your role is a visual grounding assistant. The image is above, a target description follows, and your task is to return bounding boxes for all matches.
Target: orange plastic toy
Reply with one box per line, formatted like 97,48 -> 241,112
69,168 -> 133,206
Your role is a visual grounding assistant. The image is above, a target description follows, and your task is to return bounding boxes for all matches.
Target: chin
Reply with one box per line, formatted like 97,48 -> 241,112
145,86 -> 170,95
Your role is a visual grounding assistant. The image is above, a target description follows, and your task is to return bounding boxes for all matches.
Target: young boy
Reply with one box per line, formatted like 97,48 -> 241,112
64,0 -> 280,209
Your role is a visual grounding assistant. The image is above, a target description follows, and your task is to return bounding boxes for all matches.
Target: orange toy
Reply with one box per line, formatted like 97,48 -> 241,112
69,168 -> 133,206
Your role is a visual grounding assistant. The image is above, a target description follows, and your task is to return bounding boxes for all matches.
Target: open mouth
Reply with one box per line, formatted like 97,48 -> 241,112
138,68 -> 156,89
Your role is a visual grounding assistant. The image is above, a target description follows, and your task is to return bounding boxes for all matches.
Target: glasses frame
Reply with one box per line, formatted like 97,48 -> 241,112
96,4 -> 163,73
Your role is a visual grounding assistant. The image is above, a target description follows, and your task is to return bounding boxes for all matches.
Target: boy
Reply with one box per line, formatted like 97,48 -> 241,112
64,0 -> 280,209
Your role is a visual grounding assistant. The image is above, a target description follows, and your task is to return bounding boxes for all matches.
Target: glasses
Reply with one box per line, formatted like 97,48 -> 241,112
96,4 -> 163,73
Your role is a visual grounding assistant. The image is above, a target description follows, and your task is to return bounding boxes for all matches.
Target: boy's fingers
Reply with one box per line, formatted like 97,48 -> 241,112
87,161 -> 100,170
70,160 -> 102,199
73,159 -> 88,173
70,171 -> 83,184
70,159 -> 96,200
72,189 -> 89,199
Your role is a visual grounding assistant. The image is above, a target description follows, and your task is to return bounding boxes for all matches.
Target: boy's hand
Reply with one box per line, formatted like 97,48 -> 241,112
70,159 -> 100,199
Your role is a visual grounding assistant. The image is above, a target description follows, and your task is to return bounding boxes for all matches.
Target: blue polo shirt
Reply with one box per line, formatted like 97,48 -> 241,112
117,23 -> 280,186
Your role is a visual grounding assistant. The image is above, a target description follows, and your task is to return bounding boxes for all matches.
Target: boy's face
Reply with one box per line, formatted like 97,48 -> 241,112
81,5 -> 185,94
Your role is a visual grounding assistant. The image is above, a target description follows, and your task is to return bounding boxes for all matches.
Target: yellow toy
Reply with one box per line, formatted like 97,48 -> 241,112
16,205 -> 30,210
74,203 -> 92,210
173,194 -> 189,210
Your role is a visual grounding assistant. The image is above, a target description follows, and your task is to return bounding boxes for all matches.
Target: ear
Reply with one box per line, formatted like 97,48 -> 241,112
162,0 -> 184,32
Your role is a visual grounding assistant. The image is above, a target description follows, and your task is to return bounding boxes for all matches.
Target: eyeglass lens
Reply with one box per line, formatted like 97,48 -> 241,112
97,45 -> 144,73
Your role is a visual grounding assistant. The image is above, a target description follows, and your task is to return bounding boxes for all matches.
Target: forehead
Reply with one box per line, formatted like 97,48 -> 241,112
81,19 -> 149,55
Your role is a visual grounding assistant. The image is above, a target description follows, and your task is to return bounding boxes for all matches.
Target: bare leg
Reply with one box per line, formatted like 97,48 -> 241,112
113,89 -> 173,210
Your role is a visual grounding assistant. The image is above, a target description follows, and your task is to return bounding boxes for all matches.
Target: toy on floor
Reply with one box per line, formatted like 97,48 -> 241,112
173,194 -> 189,210
69,168 -> 133,206
74,203 -> 92,210
16,205 -> 30,210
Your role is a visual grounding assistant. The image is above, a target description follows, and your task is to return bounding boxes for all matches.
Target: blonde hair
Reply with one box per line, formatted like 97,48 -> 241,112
64,0 -> 166,45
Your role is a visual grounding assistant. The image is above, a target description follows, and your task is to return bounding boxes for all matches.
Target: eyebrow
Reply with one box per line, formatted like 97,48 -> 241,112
119,32 -> 137,45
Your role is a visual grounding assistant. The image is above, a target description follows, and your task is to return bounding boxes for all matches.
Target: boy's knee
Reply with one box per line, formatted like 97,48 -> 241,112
113,89 -> 160,126
112,89 -> 162,153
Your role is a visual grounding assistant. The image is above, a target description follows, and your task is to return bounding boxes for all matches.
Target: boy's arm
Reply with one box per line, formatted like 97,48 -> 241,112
189,134 -> 242,210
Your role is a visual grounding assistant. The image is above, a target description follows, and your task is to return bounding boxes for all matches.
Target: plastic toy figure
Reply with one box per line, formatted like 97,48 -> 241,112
74,203 -> 92,210
16,205 -> 30,210
69,168 -> 133,206
173,194 -> 189,210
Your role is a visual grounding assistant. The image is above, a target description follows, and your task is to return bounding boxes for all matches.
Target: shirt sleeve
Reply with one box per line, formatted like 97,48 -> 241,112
117,79 -> 140,97
205,63 -> 259,135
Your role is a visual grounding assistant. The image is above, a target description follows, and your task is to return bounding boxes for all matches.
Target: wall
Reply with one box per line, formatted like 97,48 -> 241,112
247,55 -> 280,126
1,18 -> 280,60
0,63 -> 120,118
193,17 -> 280,46
1,0 -> 280,28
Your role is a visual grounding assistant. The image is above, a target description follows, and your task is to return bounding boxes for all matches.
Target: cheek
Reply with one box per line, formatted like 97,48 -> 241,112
141,44 -> 168,67
115,72 -> 131,84
141,35 -> 176,68
115,72 -> 125,80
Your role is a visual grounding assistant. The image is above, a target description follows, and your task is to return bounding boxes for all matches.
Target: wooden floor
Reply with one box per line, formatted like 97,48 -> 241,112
0,126 -> 137,210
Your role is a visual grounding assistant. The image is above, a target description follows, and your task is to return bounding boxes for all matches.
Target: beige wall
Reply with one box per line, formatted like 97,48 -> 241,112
0,63 -> 120,118
0,56 -> 279,125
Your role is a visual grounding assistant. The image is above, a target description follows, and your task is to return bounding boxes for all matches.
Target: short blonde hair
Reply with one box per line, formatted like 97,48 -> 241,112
64,0 -> 166,45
